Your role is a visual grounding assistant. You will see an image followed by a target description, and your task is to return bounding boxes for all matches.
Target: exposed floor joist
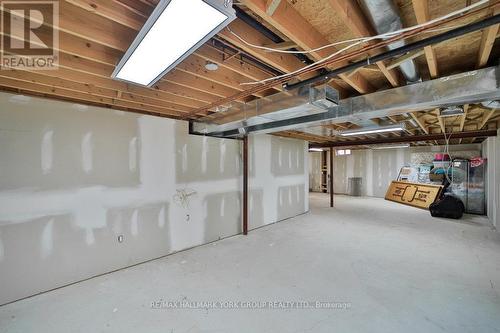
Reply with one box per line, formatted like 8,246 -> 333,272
240,0 -> 374,94
412,0 -> 439,78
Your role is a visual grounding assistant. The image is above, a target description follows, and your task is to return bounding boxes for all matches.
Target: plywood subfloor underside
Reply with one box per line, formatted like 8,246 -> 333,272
1,194 -> 500,333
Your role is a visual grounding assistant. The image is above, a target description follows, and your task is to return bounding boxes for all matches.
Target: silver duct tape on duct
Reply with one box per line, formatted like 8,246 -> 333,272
190,65 -> 500,138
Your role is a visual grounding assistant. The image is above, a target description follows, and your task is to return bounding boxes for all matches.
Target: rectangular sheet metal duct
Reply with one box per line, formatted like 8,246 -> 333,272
190,65 -> 500,138
191,84 -> 339,137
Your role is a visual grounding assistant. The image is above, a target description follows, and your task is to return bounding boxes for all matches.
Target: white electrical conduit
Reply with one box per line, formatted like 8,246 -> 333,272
231,0 -> 488,85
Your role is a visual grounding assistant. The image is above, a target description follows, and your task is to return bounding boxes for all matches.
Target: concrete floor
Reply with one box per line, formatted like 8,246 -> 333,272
1,193 -> 500,333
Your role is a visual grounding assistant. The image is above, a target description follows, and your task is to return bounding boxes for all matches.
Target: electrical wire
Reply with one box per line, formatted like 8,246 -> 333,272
231,0 -> 488,86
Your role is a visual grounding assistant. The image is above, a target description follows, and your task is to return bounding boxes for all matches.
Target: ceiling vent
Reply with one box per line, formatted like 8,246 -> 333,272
439,106 -> 464,117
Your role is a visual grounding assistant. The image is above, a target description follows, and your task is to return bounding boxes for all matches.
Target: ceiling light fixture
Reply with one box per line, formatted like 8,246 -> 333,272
309,148 -> 324,152
340,124 -> 406,137
372,144 -> 410,150
112,0 -> 236,86
205,61 -> 219,71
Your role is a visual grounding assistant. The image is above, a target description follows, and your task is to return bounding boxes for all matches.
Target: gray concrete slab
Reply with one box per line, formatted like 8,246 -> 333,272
1,193 -> 499,333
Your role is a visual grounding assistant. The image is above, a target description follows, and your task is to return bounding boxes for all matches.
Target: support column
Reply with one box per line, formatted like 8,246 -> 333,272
330,147 -> 334,207
243,136 -> 249,235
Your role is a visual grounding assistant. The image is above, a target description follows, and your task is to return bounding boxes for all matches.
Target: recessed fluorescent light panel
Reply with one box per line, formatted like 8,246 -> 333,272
340,124 -> 406,137
112,0 -> 236,86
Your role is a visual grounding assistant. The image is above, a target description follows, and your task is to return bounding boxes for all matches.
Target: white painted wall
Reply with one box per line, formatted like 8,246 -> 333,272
0,92 -> 308,305
482,130 -> 500,228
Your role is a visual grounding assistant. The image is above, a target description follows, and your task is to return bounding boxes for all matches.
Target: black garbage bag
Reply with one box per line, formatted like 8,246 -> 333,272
429,195 -> 465,219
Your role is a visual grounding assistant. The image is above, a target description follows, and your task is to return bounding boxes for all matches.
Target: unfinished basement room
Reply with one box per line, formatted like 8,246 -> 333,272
1,0 -> 500,332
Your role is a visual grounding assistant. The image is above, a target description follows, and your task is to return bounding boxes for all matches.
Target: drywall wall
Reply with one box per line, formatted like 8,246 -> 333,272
309,151 -> 323,192
249,135 -> 309,229
310,144 -> 482,198
0,91 -> 308,305
482,130 -> 500,228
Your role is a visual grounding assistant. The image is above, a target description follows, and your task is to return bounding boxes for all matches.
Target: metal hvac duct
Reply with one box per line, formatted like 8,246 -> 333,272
481,100 -> 500,109
358,0 -> 420,83
191,65 -> 500,138
191,84 -> 339,137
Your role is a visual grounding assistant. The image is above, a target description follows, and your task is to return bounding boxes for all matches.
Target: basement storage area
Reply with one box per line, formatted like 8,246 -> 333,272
0,0 -> 500,332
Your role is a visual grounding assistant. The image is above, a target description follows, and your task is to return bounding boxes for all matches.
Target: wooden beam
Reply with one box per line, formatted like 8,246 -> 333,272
0,31 -> 248,106
0,77 -> 183,118
386,50 -> 425,71
410,112 -> 429,134
412,0 -> 439,78
66,0 -> 145,30
240,0 -> 374,94
326,0 -> 403,87
219,20 -> 348,96
195,44 -> 278,84
266,0 -> 282,16
458,104 -> 470,143
437,109 -> 446,133
261,41 -> 298,50
0,68 -> 205,116
0,3 -> 270,107
477,5 -> 500,68
479,108 -> 498,129
175,54 -> 268,97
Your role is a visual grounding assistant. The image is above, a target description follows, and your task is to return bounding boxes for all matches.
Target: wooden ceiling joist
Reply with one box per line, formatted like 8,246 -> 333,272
410,112 -> 429,135
326,0 -> 404,87
0,76 -> 182,118
66,0 -> 146,30
479,108 -> 498,129
412,0 -> 439,78
218,20 -> 348,97
477,5 -> 500,68
240,0 -> 374,94
0,68 -> 200,115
